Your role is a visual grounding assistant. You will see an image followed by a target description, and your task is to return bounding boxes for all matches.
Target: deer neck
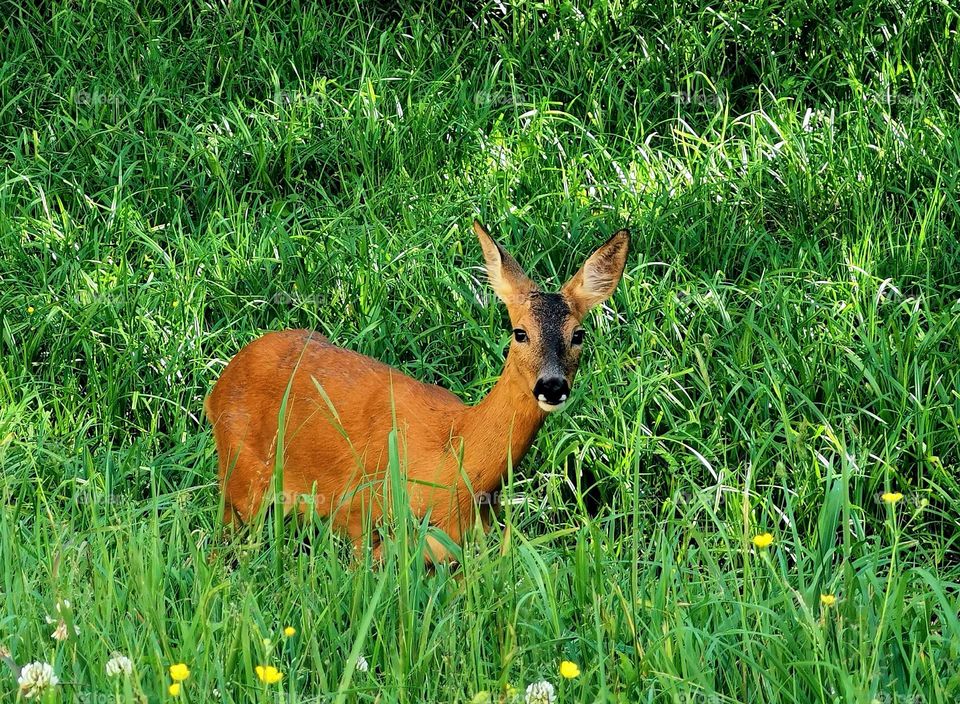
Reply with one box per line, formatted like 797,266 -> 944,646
459,356 -> 546,495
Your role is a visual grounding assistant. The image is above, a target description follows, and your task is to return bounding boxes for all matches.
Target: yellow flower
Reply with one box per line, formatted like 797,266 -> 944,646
820,594 -> 837,607
168,663 -> 190,682
168,682 -> 181,696
27,306 -> 35,315
752,533 -> 774,549
283,626 -> 296,637
255,665 -> 283,684
503,682 -> 519,699
881,492 -> 903,504
559,660 -> 581,679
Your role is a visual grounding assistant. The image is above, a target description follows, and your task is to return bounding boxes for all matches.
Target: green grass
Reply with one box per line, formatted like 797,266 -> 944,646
2,0 -> 960,701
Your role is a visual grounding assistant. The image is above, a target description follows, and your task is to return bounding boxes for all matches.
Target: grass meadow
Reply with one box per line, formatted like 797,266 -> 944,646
2,1 -> 960,702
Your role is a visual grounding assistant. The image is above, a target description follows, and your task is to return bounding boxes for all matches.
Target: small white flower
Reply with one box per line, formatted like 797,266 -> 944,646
50,620 -> 79,641
105,653 -> 133,677
356,654 -> 369,673
524,680 -> 555,704
55,600 -> 71,613
18,661 -> 59,699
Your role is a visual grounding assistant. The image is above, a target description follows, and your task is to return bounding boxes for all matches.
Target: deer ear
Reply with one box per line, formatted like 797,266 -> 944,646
562,229 -> 630,315
473,221 -> 536,304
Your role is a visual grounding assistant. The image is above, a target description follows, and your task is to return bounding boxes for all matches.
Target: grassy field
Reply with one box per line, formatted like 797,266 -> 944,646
2,1 -> 960,702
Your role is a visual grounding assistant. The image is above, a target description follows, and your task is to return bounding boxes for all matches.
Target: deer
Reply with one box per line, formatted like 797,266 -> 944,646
205,221 -> 629,563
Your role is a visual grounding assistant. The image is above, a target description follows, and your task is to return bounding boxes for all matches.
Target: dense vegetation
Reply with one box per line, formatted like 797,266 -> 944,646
1,1 -> 958,702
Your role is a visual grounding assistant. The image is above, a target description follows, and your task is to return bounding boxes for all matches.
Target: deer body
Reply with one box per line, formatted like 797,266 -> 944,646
206,222 -> 628,563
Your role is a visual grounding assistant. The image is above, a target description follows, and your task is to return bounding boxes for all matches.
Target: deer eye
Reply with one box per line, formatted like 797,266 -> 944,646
513,328 -> 528,343
571,329 -> 585,346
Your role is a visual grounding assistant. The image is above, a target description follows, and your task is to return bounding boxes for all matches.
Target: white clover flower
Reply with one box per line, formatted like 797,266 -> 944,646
50,620 -> 79,641
524,680 -> 555,704
18,661 -> 60,699
105,653 -> 133,677
355,654 -> 369,672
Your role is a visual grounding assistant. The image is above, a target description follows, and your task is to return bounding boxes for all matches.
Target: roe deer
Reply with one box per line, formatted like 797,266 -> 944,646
205,221 -> 629,563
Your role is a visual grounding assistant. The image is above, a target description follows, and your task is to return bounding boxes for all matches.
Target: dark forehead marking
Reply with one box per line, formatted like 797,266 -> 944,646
530,292 -> 570,334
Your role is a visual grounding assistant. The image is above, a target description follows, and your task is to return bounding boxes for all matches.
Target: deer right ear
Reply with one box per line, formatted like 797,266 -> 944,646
473,221 -> 536,304
561,229 -> 630,316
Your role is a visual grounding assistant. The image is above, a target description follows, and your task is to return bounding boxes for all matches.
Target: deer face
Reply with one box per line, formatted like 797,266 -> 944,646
474,221 -> 629,413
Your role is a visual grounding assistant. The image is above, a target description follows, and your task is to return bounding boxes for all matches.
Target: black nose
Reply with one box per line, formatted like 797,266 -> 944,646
533,377 -> 570,405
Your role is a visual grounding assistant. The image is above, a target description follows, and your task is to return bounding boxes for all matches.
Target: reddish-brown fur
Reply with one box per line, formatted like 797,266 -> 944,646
205,222 -> 628,563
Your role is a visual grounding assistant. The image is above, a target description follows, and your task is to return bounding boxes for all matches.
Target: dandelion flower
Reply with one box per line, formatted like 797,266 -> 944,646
752,533 -> 774,549
105,653 -> 133,677
168,682 -> 181,696
356,655 -> 369,672
820,594 -> 837,607
169,663 -> 190,682
283,626 -> 296,637
18,661 -> 59,699
524,680 -> 555,704
559,660 -> 580,679
255,665 -> 283,684
881,492 -> 903,504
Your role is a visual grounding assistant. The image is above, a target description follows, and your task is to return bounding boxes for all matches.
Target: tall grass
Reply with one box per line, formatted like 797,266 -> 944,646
1,1 -> 958,702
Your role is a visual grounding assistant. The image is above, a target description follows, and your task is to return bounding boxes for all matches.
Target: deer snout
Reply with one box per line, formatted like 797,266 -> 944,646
534,376 -> 569,412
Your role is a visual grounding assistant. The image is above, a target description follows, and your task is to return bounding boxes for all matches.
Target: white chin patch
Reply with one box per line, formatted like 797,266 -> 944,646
538,400 -> 567,413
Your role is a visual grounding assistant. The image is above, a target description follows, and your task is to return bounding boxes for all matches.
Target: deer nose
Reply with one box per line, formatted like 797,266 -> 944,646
533,376 -> 569,405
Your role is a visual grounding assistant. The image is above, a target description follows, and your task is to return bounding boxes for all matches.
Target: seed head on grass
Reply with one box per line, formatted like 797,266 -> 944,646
752,533 -> 774,549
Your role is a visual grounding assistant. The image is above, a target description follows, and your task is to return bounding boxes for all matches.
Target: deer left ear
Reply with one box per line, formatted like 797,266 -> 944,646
561,229 -> 630,316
